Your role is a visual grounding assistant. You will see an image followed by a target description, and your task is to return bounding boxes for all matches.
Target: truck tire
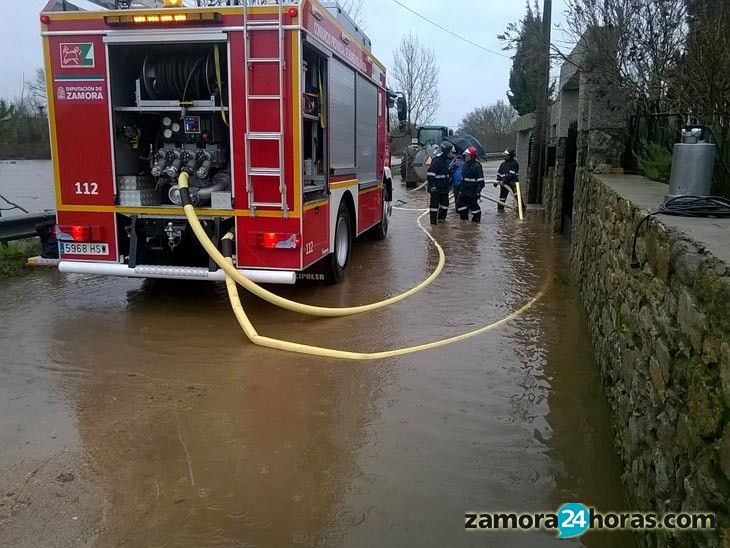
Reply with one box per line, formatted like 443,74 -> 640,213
327,201 -> 352,284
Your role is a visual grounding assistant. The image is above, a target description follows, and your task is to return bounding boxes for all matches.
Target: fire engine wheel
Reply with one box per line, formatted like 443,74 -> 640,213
328,202 -> 352,284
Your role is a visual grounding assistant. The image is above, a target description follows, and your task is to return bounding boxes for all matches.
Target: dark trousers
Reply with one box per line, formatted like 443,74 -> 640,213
498,181 -> 526,212
498,182 -> 513,211
457,194 -> 481,223
429,192 -> 449,224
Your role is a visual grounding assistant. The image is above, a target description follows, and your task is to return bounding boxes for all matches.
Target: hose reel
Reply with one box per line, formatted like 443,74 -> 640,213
140,49 -> 220,101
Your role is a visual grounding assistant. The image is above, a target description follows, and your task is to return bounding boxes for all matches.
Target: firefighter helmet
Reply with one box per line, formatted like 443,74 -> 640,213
465,146 -> 478,160
503,148 -> 516,159
440,141 -> 454,155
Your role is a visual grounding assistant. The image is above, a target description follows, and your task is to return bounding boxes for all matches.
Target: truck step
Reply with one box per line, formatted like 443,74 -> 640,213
251,202 -> 286,209
246,132 -> 282,140
248,168 -> 282,176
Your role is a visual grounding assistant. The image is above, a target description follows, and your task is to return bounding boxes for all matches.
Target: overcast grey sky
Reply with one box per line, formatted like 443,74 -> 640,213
2,0 -> 570,127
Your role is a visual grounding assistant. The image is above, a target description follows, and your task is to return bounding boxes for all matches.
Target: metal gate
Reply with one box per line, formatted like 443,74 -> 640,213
561,121 -> 578,235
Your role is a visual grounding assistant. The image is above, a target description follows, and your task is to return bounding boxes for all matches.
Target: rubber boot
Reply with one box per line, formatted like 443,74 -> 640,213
457,197 -> 469,220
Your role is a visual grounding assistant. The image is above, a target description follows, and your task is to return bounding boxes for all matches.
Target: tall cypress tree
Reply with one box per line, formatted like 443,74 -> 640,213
500,2 -> 548,116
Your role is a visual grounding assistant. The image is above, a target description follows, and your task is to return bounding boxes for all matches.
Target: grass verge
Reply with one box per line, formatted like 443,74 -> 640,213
0,239 -> 42,281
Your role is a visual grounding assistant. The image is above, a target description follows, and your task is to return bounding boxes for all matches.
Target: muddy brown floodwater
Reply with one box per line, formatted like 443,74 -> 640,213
0,162 -> 635,547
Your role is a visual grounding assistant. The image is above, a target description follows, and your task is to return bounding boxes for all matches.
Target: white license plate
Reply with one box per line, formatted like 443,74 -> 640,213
60,242 -> 109,256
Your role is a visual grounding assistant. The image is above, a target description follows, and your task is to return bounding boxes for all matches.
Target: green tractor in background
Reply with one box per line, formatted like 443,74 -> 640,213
401,125 -> 452,188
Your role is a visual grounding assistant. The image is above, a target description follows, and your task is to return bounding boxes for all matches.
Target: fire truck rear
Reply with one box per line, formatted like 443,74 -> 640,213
41,0 -> 404,284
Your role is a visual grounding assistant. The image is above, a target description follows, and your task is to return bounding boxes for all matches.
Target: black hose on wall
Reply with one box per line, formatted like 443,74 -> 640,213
630,196 -> 730,269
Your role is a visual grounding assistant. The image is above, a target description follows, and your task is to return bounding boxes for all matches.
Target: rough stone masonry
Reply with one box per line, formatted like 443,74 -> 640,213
570,174 -> 730,548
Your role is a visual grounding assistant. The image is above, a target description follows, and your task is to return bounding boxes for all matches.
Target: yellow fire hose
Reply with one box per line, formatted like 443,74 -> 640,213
178,172 -> 543,360
213,45 -> 228,126
480,193 -> 515,211
408,181 -> 428,192
409,176 -> 524,219
483,182 -> 525,220
223,251 -> 546,360
515,182 -> 525,221
178,172 -> 446,317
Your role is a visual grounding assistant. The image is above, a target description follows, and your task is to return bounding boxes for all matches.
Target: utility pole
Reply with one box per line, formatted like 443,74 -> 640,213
528,0 -> 552,204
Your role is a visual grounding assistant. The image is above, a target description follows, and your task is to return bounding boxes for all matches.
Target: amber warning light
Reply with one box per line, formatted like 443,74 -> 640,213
105,12 -> 220,26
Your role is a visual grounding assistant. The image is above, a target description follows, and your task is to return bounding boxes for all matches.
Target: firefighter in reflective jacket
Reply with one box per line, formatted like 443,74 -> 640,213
457,146 -> 485,223
495,148 -> 520,212
427,141 -> 454,225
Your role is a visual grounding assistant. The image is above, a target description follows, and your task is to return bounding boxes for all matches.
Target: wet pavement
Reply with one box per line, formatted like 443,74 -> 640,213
0,161 -> 634,547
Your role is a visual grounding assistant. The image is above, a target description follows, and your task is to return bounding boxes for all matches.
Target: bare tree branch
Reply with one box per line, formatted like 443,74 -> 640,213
556,0 -> 688,113
460,101 -> 518,151
391,32 -> 440,128
671,0 -> 730,120
25,69 -> 48,115
338,0 -> 364,26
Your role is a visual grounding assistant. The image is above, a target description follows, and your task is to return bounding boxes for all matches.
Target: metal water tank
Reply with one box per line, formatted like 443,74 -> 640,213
667,127 -> 716,199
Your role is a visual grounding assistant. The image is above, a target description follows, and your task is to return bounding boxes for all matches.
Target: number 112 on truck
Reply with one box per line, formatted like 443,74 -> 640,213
41,0 -> 408,284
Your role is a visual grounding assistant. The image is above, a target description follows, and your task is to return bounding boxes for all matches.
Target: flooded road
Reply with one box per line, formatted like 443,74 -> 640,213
0,161 -> 634,547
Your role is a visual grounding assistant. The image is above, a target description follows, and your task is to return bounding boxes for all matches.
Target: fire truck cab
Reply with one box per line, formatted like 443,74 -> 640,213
41,0 -> 403,284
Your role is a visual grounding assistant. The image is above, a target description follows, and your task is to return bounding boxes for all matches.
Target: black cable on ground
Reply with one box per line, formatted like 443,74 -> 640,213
630,195 -> 730,269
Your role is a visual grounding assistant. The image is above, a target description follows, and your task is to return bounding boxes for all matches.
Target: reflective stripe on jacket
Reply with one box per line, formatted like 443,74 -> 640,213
460,159 -> 485,197
427,154 -> 452,193
496,158 -> 519,185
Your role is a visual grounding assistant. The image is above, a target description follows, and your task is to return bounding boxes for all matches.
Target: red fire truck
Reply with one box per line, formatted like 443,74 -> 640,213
41,0 -> 405,284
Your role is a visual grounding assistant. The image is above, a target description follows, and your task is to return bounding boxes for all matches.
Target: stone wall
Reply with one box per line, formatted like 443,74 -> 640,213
539,31 -> 629,232
515,113 -> 535,184
570,175 -> 730,547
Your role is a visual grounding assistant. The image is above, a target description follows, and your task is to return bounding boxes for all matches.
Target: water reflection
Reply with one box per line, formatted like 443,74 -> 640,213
44,276 -> 389,546
0,174 -> 632,547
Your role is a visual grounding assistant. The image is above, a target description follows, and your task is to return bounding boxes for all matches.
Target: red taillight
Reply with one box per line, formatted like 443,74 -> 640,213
256,232 -> 301,250
287,7 -> 298,17
58,225 -> 101,242
40,14 -> 51,25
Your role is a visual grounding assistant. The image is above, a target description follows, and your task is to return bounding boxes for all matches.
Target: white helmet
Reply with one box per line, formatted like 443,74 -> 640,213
464,146 -> 478,160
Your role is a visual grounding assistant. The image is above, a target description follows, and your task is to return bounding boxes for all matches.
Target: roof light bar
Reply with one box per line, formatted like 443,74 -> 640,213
105,12 -> 219,25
